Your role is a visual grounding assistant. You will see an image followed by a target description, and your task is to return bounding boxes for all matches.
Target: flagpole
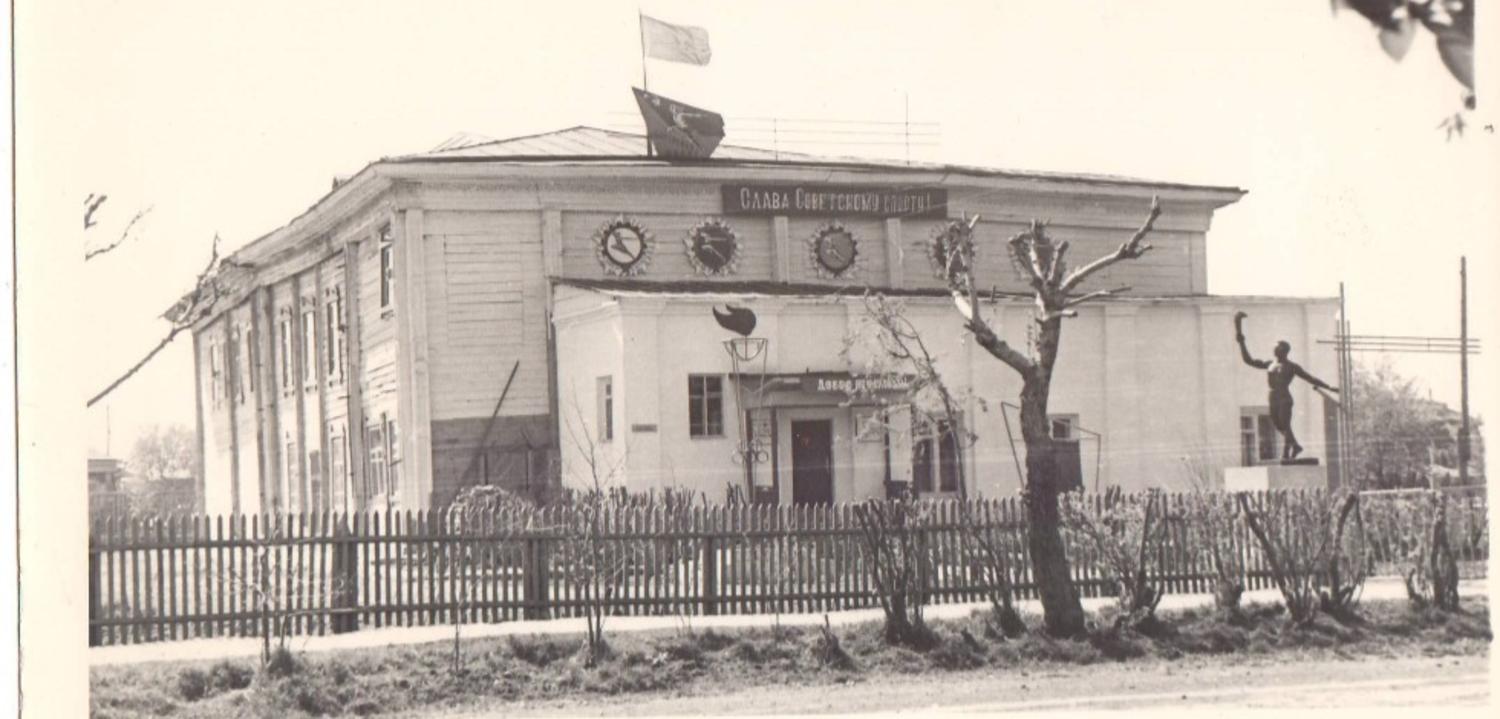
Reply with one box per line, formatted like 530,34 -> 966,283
638,10 -> 650,91
638,10 -> 654,157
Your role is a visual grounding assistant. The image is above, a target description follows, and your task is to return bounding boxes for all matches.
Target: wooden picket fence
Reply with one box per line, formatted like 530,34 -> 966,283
87,489 -> 1488,646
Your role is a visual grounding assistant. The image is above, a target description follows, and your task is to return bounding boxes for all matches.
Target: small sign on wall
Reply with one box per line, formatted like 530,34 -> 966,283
854,409 -> 886,443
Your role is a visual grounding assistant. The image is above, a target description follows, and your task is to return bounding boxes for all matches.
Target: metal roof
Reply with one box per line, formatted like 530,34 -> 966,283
398,126 -> 1236,192
409,125 -> 815,163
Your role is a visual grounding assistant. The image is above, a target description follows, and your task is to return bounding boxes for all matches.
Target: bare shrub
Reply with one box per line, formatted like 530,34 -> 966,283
1396,491 -> 1462,611
1179,451 -> 1246,615
1061,488 -> 1166,628
1237,490 -> 1365,626
957,500 -> 1027,637
853,499 -> 936,648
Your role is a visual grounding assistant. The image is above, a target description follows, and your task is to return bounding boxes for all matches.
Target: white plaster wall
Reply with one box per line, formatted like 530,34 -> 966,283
555,286 -> 1340,501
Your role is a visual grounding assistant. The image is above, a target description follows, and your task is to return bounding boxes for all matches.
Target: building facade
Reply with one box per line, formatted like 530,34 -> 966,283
184,127 -> 1340,515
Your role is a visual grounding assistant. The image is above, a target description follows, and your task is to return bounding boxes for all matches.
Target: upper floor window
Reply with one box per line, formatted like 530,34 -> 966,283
688,375 -> 724,437
378,224 -> 394,310
301,306 -> 317,387
228,328 -> 244,405
325,287 -> 345,384
597,376 -> 614,441
278,314 -> 293,392
208,342 -> 224,407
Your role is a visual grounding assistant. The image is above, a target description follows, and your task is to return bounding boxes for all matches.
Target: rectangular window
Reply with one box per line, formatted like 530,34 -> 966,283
278,316 -> 292,391
913,418 -> 962,493
366,422 -> 386,497
244,324 -> 256,396
209,342 -> 224,407
1240,408 -> 1279,466
385,415 -> 400,496
228,329 -> 243,404
329,425 -> 346,510
323,287 -> 345,384
307,449 -> 323,513
378,225 -> 394,309
301,307 -> 317,386
597,376 -> 614,441
1049,415 -> 1077,441
285,440 -> 298,510
688,375 -> 724,437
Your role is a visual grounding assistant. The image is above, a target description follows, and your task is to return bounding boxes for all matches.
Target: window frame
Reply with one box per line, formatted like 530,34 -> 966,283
912,416 -> 963,494
1239,407 -> 1280,466
688,374 -> 725,438
208,341 -> 224,408
301,305 -> 317,389
378,224 -> 394,311
597,376 -> 614,442
278,314 -> 293,393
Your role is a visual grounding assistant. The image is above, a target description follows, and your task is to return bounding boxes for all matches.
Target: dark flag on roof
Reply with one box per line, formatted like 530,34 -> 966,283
633,87 -> 725,159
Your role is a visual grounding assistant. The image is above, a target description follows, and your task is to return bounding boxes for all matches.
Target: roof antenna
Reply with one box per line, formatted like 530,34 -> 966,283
904,92 -> 910,166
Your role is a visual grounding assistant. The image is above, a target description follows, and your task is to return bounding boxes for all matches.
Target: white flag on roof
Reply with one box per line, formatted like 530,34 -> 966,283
641,14 -> 711,66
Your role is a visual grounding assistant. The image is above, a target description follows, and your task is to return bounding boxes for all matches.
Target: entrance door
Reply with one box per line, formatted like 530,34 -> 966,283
791,420 -> 834,505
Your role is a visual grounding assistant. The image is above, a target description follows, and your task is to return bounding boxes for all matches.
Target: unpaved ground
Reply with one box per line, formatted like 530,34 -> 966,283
429,654 -> 1490,717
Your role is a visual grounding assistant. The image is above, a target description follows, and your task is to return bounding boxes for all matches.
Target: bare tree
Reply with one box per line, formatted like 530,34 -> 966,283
942,198 -> 1161,637
843,292 -> 982,497
559,393 -> 633,666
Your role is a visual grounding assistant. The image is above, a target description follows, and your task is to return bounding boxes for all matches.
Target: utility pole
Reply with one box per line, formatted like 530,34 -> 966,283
1458,256 -> 1470,486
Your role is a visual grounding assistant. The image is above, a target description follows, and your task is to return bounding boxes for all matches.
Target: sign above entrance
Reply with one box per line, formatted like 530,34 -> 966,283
799,373 -> 914,395
721,184 -> 948,219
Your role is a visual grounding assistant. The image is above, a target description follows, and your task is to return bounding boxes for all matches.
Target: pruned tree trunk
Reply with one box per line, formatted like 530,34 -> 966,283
1018,368 -> 1086,637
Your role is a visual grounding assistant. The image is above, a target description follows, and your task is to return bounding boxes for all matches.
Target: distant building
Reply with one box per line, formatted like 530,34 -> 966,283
175,127 -> 1340,515
88,457 -> 129,518
1415,398 -> 1485,485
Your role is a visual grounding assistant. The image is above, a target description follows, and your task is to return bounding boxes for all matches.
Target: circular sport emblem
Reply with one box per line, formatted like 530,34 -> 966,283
808,221 -> 858,278
929,219 -> 972,283
594,216 -> 653,276
684,218 -> 740,276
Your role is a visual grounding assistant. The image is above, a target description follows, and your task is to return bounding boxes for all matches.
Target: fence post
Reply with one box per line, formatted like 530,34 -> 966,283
701,510 -> 719,616
88,520 -> 101,647
331,514 -> 359,634
522,517 -> 550,620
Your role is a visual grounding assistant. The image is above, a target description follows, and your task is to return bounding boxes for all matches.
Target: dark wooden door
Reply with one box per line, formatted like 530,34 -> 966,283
791,420 -> 834,505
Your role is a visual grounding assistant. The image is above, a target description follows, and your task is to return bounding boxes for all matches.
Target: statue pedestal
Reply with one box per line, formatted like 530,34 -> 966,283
1224,462 -> 1327,492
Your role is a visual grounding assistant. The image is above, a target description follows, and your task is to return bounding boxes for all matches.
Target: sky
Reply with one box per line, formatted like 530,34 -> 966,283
19,0 -> 1496,461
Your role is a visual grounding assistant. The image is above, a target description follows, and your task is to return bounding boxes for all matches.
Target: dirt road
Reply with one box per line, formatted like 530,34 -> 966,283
430,654 -> 1490,717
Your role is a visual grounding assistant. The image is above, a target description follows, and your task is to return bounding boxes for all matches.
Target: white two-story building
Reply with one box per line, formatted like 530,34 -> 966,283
181,126 -> 1341,514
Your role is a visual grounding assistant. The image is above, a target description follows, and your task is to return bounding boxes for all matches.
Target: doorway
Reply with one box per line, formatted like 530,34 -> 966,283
791,419 -> 834,504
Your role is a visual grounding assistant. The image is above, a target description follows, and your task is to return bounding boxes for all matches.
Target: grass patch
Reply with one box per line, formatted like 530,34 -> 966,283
91,596 -> 1491,718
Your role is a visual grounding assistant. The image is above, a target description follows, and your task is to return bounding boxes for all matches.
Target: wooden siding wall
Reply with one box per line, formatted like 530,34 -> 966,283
421,211 -> 553,505
196,201 -> 400,518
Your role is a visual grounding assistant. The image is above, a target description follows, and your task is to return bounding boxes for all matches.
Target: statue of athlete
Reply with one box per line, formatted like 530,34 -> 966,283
1234,312 -> 1338,460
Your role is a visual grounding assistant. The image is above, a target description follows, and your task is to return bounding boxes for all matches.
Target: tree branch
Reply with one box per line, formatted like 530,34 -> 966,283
1061,197 -> 1161,294
89,234 -> 224,408
85,206 -> 153,261
966,315 -> 1035,376
1061,285 -> 1133,310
